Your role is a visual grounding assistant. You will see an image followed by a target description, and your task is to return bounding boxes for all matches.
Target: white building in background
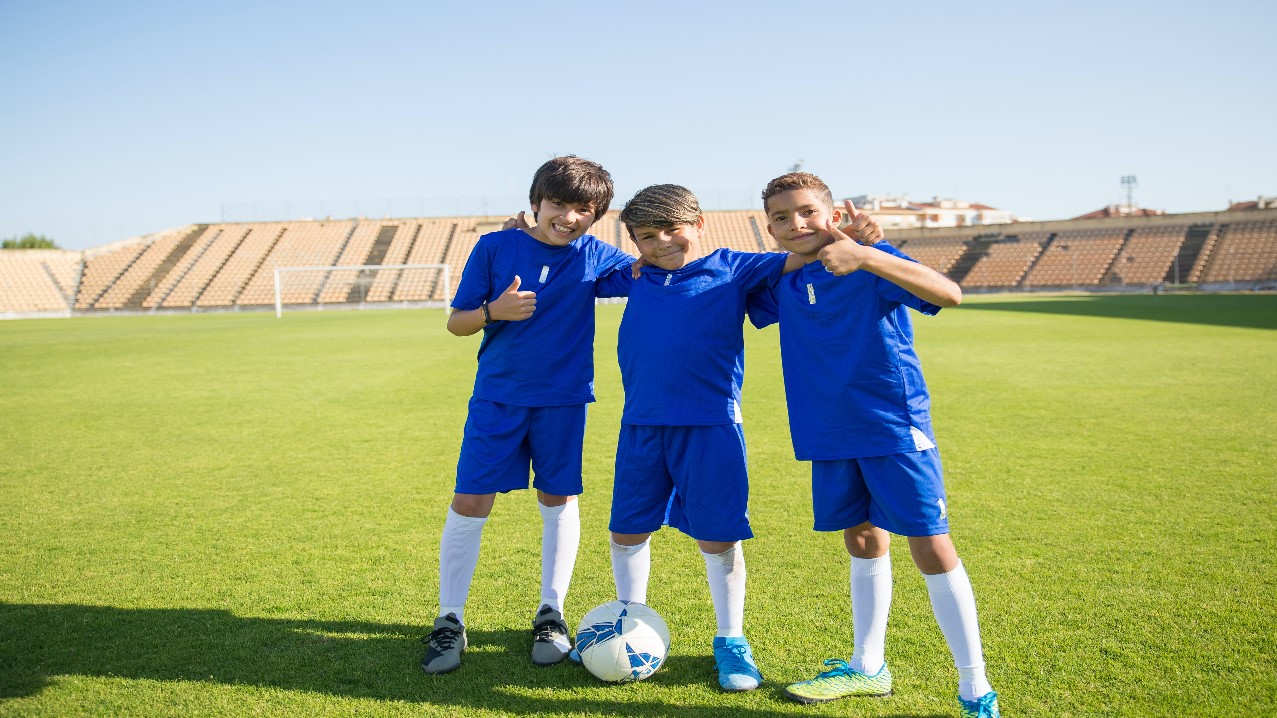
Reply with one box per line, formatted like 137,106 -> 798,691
847,194 -> 1016,230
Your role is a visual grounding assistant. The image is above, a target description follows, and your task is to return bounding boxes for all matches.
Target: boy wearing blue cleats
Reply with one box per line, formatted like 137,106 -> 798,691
605,184 -> 810,692
749,173 -> 1000,715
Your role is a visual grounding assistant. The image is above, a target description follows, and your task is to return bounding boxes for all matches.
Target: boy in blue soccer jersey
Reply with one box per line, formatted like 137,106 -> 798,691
601,184 -> 881,692
421,156 -> 635,675
748,172 -> 1000,718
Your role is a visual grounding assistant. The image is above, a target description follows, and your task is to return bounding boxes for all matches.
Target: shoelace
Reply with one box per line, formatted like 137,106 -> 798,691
423,625 -> 461,650
715,643 -> 754,672
815,658 -> 853,678
532,619 -> 566,642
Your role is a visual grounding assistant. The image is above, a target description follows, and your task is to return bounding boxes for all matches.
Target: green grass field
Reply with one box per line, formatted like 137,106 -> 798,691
2,294 -> 1275,717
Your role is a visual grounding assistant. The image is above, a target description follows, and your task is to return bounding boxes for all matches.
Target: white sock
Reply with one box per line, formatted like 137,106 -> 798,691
438,507 -> 487,623
610,538 -> 651,604
924,561 -> 993,701
702,542 -> 746,638
538,499 -> 580,614
849,554 -> 892,675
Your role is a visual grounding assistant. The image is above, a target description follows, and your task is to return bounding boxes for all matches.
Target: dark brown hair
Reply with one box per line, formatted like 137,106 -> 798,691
528,155 -> 614,218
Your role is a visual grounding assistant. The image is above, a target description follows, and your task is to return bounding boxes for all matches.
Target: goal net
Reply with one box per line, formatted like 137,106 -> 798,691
273,264 -> 452,318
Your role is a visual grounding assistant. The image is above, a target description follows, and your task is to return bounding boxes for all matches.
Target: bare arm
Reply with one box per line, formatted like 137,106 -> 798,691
817,221 -> 962,307
447,306 -> 489,336
446,275 -> 538,336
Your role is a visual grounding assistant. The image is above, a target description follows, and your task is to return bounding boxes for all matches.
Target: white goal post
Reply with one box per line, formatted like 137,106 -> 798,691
273,264 -> 452,318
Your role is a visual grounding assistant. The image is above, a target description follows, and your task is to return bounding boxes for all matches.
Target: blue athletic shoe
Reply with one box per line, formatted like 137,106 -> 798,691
568,647 -> 581,663
959,690 -> 1001,718
712,636 -> 763,691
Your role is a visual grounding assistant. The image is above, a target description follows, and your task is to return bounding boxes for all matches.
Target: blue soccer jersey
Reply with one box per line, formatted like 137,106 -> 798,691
452,228 -> 633,407
748,242 -> 942,459
617,248 -> 788,426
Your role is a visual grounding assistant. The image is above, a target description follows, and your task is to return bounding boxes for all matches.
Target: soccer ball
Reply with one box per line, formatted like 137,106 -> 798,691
575,600 -> 670,682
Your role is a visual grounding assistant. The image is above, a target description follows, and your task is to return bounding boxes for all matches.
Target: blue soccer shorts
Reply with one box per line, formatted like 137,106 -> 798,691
454,398 -> 586,496
811,448 -> 949,537
609,423 -> 753,543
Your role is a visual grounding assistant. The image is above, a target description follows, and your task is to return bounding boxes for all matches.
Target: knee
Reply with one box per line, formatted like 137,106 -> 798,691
844,523 -> 890,558
451,492 -> 495,518
537,491 -> 574,508
611,532 -> 651,547
696,540 -> 737,555
908,534 -> 959,574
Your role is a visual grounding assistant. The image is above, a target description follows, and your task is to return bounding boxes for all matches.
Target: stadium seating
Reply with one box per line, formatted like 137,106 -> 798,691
1105,225 -> 1187,285
962,234 -> 1048,288
894,236 -> 969,275
1196,219 -> 1277,284
706,211 -> 769,252
1023,229 -> 1127,288
0,250 -> 79,314
4,210 -> 1275,316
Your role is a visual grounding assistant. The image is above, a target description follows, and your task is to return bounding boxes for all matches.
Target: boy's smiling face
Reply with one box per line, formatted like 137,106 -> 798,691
765,189 -> 843,260
629,216 -> 705,270
528,197 -> 597,246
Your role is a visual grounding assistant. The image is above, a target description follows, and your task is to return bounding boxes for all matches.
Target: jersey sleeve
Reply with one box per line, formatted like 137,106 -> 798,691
591,242 -> 637,298
745,285 -> 780,329
451,235 -> 495,310
729,250 -> 789,294
872,242 -> 942,316
596,266 -> 634,298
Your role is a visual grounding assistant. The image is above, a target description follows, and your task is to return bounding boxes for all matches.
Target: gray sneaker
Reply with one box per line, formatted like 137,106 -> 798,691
531,605 -> 571,666
421,613 -> 467,674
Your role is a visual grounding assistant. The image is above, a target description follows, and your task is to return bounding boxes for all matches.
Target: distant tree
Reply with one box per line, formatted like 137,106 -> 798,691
1,233 -> 59,249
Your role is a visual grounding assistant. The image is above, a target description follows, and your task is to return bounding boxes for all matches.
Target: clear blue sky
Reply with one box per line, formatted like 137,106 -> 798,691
2,0 -> 1274,251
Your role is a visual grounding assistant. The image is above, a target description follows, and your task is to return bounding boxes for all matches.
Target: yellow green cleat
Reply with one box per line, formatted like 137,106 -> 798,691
783,659 -> 892,704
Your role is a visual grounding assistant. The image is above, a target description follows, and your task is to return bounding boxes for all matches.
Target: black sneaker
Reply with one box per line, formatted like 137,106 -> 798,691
531,605 -> 571,666
421,613 -> 467,674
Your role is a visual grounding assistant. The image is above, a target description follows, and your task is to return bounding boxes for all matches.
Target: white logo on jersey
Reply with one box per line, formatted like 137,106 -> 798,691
539,265 -> 550,283
664,274 -> 672,286
937,498 -> 947,520
807,283 -> 816,304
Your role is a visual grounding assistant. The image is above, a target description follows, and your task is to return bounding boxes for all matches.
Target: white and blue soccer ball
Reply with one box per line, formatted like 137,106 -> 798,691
575,600 -> 670,682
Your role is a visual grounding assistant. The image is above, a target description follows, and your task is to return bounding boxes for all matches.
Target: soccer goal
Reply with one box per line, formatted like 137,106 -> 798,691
273,264 -> 451,318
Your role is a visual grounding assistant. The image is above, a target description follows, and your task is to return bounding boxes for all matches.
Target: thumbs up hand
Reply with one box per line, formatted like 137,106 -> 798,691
841,200 -> 884,245
487,275 -> 537,321
817,219 -> 873,276
502,211 -> 532,231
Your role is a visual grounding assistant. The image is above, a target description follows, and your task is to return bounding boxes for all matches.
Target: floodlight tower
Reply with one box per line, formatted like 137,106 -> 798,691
1121,175 -> 1137,212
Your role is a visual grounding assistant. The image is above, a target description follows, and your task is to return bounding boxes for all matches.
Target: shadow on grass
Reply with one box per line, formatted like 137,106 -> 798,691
960,293 -> 1277,331
0,602 -> 943,717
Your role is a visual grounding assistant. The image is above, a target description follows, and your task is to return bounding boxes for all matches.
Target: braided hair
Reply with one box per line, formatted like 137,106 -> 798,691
619,184 -> 702,235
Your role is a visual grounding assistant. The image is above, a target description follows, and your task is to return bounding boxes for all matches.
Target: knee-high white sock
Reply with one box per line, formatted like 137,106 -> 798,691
438,507 -> 487,623
702,542 -> 746,638
849,554 -> 892,675
924,561 -> 993,701
610,538 -> 651,604
538,499 -> 580,614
